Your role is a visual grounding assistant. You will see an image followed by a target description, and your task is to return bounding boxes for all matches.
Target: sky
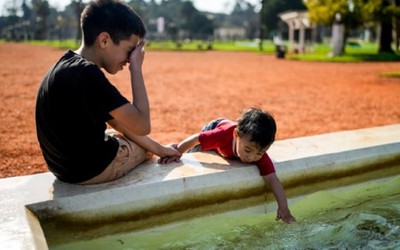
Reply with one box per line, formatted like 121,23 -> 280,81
0,0 -> 261,16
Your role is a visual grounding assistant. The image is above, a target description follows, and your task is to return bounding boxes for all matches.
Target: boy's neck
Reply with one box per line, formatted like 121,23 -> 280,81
75,45 -> 101,67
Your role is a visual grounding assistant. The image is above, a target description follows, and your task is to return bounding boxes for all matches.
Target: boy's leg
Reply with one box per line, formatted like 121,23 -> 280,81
79,131 -> 151,185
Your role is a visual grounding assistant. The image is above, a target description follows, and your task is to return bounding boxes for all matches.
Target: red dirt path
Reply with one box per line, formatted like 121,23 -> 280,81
1,43 -> 399,178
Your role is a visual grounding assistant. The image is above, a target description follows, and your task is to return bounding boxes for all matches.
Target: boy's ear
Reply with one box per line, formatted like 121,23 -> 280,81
233,128 -> 238,139
98,32 -> 111,48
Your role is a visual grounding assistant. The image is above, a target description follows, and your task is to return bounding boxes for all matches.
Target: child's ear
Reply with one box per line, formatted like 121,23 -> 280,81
98,32 -> 111,48
233,128 -> 238,139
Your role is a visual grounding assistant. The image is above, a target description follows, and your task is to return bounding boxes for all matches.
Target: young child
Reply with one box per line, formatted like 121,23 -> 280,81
35,0 -> 181,184
160,107 -> 296,223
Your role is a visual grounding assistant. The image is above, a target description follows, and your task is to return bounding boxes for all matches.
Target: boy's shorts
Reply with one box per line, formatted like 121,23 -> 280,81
79,130 -> 151,185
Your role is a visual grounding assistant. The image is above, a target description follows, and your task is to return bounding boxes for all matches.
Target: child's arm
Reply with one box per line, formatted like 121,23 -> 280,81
176,133 -> 200,153
158,133 -> 201,164
263,173 -> 296,223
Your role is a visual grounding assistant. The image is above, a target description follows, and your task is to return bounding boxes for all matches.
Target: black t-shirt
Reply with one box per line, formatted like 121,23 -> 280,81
35,50 -> 129,183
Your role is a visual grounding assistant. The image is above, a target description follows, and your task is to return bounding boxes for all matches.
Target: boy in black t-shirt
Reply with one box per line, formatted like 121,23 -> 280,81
35,0 -> 181,184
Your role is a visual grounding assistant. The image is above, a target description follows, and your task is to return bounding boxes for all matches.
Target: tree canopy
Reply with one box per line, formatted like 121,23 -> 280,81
305,0 -> 400,53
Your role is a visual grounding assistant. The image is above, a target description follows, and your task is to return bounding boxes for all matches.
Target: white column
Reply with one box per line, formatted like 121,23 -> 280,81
288,21 -> 295,52
299,23 -> 305,53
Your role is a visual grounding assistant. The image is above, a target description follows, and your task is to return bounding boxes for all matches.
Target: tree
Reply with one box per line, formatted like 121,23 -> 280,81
396,0 -> 400,51
305,0 -> 359,54
261,0 -> 306,38
31,0 -> 50,39
306,0 -> 350,26
71,0 -> 84,42
180,1 -> 213,39
259,0 -> 306,50
230,0 -> 259,39
353,0 -> 400,53
307,0 -> 400,54
128,0 -> 149,20
0,0 -> 260,42
22,0 -> 32,21
379,0 -> 395,53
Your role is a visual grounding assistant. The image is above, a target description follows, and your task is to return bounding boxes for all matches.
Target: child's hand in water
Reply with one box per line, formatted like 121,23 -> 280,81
276,207 -> 296,224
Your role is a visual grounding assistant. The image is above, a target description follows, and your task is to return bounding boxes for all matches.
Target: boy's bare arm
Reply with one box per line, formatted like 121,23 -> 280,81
263,173 -> 296,223
129,40 -> 149,128
108,119 -> 180,158
128,134 -> 181,158
110,40 -> 150,135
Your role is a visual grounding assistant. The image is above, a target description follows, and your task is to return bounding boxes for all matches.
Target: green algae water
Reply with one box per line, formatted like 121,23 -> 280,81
52,175 -> 400,250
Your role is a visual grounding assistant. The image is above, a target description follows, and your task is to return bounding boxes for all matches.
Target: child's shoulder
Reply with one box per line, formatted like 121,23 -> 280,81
211,120 -> 236,135
217,119 -> 236,128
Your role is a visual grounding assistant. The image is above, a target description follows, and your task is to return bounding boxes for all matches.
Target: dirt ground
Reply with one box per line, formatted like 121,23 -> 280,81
1,42 -> 399,178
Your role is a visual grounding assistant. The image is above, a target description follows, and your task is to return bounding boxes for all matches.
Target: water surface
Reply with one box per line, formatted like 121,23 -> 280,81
53,175 -> 400,250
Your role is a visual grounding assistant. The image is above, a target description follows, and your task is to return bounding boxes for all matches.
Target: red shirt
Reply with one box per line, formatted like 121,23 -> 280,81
198,120 -> 275,176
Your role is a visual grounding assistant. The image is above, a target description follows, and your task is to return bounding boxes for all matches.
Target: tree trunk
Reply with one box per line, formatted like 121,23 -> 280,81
378,0 -> 394,53
74,0 -> 83,43
259,0 -> 265,51
396,0 -> 400,52
379,21 -> 394,53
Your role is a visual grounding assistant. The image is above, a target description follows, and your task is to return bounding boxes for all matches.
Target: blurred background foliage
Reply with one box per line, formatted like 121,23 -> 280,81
1,0 -> 400,61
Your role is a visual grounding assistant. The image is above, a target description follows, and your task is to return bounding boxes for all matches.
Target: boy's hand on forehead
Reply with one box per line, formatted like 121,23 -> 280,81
129,39 -> 146,70
136,39 -> 146,51
137,39 -> 145,47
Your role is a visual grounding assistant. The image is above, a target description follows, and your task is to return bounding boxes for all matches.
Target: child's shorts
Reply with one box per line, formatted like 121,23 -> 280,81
79,130 -> 151,185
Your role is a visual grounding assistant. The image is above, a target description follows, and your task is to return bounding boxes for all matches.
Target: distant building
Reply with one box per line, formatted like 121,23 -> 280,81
214,27 -> 247,40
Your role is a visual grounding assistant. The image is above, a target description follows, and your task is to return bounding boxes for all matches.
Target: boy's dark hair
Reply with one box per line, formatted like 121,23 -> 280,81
236,107 -> 277,149
81,0 -> 146,46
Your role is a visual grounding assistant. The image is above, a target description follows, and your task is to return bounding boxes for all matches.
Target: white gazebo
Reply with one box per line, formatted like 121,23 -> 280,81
278,11 -> 314,53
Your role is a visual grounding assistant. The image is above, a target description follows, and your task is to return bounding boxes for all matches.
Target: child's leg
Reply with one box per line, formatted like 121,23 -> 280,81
79,131 -> 151,185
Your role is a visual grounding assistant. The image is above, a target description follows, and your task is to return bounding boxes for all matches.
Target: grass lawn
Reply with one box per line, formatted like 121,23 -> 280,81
10,39 -> 400,63
288,41 -> 400,62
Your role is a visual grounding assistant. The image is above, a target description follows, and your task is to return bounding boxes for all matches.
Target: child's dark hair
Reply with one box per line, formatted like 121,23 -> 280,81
81,0 -> 146,46
236,107 -> 277,149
